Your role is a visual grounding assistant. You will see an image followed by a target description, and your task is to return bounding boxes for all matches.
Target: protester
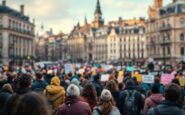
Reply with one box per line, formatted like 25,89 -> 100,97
143,84 -> 164,115
93,89 -> 121,115
32,72 -> 48,92
119,79 -> 143,115
15,92 -> 51,115
3,74 -> 32,115
0,84 -> 13,115
81,83 -> 98,111
56,84 -> 91,115
147,83 -> 185,115
105,80 -> 120,107
45,76 -> 65,111
92,74 -> 103,97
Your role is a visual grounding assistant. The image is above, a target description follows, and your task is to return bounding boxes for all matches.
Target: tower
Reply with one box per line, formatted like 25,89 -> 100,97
92,0 -> 104,28
148,0 -> 163,19
84,15 -> 88,26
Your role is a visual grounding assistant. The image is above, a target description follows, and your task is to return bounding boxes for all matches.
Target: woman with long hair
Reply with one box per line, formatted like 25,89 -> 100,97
93,89 -> 121,115
81,83 -> 98,111
105,80 -> 120,107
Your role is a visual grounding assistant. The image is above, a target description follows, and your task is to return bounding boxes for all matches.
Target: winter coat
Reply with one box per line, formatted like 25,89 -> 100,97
111,91 -> 120,107
56,96 -> 91,115
0,91 -> 12,113
143,94 -> 164,115
93,106 -> 121,115
31,79 -> 47,92
46,77 -> 65,110
147,100 -> 185,115
118,87 -> 143,115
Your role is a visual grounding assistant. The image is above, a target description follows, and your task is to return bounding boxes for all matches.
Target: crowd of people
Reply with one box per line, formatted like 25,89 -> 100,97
0,62 -> 185,115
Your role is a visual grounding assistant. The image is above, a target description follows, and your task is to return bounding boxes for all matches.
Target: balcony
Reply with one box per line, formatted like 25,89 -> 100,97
159,25 -> 172,32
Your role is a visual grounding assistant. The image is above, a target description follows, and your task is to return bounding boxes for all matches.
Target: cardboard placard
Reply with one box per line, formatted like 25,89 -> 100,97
161,74 -> 175,85
64,64 -> 73,74
142,75 -> 154,84
101,74 -> 110,82
179,77 -> 185,86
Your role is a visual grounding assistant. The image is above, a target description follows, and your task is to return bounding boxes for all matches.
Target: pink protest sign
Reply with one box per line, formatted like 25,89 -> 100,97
161,74 -> 175,85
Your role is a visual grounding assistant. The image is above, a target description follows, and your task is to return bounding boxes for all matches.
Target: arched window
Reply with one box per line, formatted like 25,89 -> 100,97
180,33 -> 184,41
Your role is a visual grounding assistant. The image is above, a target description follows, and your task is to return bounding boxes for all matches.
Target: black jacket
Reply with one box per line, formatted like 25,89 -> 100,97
118,86 -> 143,115
147,100 -> 185,115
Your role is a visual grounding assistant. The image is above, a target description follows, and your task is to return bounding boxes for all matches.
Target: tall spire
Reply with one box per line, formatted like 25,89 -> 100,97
84,15 -> 88,25
94,0 -> 102,15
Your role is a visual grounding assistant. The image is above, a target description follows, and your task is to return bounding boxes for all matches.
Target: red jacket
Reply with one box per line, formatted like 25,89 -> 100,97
56,96 -> 91,115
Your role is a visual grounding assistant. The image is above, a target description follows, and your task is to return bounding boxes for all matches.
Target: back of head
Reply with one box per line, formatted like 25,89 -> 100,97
164,83 -> 181,102
125,79 -> 135,88
35,73 -> 43,80
151,84 -> 160,94
15,92 -> 50,115
105,80 -> 118,93
2,83 -> 13,93
67,84 -> 80,97
18,74 -> 32,88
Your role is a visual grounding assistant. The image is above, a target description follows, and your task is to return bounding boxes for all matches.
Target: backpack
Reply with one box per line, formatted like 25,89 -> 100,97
123,90 -> 138,114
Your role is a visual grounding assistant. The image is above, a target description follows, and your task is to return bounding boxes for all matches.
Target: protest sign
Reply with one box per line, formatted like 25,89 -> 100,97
179,77 -> 185,86
161,74 -> 175,85
101,74 -> 110,82
142,75 -> 154,84
64,64 -> 73,74
102,65 -> 111,71
126,66 -> 134,72
78,69 -> 85,75
136,74 -> 142,82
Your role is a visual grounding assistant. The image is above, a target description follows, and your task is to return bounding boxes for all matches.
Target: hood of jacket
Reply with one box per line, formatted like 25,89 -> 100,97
50,76 -> 60,86
46,85 -> 64,95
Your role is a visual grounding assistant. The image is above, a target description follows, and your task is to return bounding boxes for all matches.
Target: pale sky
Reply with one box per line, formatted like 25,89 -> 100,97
6,0 -> 171,34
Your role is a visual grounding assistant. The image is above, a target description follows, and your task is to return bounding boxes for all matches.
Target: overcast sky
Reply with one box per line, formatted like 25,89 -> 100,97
6,0 -> 171,34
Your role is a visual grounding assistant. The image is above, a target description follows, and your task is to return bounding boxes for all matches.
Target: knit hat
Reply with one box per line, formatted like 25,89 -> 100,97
100,89 -> 112,101
71,78 -> 80,86
67,84 -> 80,96
126,79 -> 135,88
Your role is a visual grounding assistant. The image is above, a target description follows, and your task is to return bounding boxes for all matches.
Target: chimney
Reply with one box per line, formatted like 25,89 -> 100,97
2,0 -> 6,6
20,5 -> 24,14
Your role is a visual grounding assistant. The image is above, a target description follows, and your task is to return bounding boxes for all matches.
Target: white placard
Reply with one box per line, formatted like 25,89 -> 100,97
101,74 -> 110,82
142,75 -> 154,84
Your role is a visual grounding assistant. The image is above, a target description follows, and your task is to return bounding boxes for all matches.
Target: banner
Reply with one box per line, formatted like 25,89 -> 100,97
142,75 -> 154,84
101,74 -> 110,82
64,64 -> 73,74
161,74 -> 175,85
179,78 -> 185,86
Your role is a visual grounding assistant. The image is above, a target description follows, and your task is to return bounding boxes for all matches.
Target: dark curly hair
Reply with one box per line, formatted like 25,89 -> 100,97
18,74 -> 32,88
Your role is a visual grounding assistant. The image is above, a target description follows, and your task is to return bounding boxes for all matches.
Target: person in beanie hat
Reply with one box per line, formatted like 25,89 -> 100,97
56,84 -> 91,115
93,89 -> 121,115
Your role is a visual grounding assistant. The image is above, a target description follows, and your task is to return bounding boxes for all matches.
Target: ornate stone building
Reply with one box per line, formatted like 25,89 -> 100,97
146,0 -> 185,65
0,0 -> 35,65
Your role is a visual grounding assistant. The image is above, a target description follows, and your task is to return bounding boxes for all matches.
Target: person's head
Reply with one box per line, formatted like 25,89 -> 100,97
171,78 -> 180,86
67,84 -> 80,97
151,84 -> 160,94
35,73 -> 43,80
2,83 -> 13,93
18,74 -> 32,88
94,74 -> 100,81
105,80 -> 118,93
154,77 -> 160,84
125,79 -> 135,88
50,76 -> 60,86
118,82 -> 124,91
164,83 -> 181,103
71,78 -> 80,86
98,89 -> 115,115
82,83 -> 97,106
15,92 -> 50,115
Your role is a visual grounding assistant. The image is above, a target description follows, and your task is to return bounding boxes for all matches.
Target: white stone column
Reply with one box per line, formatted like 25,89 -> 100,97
2,32 -> 9,64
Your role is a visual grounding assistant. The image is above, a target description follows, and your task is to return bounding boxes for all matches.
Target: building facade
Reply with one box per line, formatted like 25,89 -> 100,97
0,0 -> 35,65
146,0 -> 185,65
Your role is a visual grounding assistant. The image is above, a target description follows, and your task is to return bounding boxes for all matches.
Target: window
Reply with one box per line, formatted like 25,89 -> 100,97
180,33 -> 184,41
181,47 -> 185,56
167,47 -> 171,55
